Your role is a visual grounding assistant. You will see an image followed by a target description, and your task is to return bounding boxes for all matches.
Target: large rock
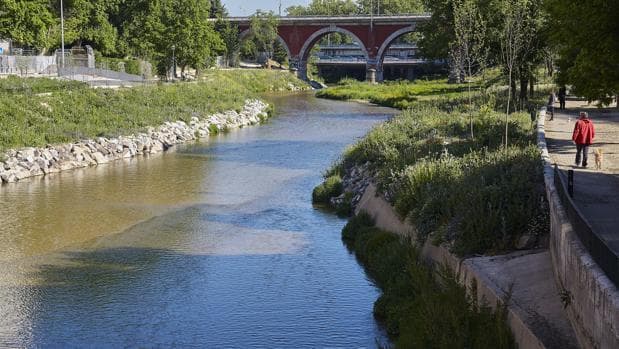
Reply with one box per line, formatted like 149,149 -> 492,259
92,152 -> 109,164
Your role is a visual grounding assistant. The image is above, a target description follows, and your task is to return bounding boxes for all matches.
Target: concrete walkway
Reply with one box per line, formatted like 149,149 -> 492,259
544,99 -> 619,277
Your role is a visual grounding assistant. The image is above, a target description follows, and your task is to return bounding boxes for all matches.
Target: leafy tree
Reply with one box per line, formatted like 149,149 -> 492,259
117,0 -> 165,61
286,0 -> 359,16
119,0 -> 222,78
63,0 -> 120,55
215,19 -> 240,67
357,0 -> 425,15
209,0 -> 228,18
547,0 -> 619,106
418,0 -> 455,60
247,11 -> 279,67
0,0 -> 56,52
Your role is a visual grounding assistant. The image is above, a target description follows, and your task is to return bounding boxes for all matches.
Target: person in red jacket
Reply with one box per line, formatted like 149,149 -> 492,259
572,111 -> 595,167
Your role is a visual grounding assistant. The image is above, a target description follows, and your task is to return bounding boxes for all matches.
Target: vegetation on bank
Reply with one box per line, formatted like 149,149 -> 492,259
0,70 -> 307,151
312,175 -> 343,204
316,77 -> 549,256
0,76 -> 87,94
316,78 -> 480,110
343,213 -> 515,348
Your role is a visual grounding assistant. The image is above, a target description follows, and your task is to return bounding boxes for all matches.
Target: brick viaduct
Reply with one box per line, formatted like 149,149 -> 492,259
222,15 -> 431,82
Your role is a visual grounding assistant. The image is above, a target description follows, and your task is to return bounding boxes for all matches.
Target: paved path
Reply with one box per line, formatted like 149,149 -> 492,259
544,99 -> 619,272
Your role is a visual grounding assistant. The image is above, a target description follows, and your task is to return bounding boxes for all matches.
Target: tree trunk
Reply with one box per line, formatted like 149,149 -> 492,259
529,76 -> 535,98
520,77 -> 528,109
505,70 -> 512,148
468,81 -> 474,139
511,78 -> 517,112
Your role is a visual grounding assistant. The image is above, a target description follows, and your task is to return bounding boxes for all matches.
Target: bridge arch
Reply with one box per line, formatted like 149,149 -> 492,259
375,25 -> 416,82
296,26 -> 370,81
239,29 -> 292,64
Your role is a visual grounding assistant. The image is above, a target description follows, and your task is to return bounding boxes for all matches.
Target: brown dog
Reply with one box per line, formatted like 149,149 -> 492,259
594,148 -> 603,170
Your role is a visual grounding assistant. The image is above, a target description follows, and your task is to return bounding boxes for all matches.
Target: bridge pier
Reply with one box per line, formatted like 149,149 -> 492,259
366,59 -> 380,84
289,57 -> 308,81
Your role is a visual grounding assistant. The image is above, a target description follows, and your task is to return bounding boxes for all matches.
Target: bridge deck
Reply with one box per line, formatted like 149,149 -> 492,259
212,15 -> 430,26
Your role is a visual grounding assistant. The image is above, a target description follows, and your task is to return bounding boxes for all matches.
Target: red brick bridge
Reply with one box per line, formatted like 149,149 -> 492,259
222,15 -> 431,82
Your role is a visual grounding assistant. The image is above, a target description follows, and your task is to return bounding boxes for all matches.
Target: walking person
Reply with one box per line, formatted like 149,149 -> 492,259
558,86 -> 567,110
572,111 -> 595,168
547,91 -> 557,120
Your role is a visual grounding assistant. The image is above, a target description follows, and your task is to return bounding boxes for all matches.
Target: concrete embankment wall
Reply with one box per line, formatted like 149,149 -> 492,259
355,184 -> 549,349
0,99 -> 269,184
537,111 -> 619,349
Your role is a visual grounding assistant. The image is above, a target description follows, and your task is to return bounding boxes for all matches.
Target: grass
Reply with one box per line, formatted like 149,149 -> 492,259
0,75 -> 87,94
0,70 -> 308,151
316,78 -> 476,110
343,213 -> 516,348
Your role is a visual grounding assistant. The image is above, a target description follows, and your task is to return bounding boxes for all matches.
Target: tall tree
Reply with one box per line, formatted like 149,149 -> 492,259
215,19 -> 240,67
286,0 -> 359,16
450,0 -> 487,137
500,0 -> 533,146
547,0 -> 619,106
209,0 -> 228,18
247,11 -> 279,67
357,0 -> 425,14
119,0 -> 222,78
418,0 -> 455,60
0,0 -> 56,52
63,0 -> 120,55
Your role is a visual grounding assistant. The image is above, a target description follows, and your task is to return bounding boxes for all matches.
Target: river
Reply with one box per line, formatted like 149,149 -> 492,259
0,93 -> 395,348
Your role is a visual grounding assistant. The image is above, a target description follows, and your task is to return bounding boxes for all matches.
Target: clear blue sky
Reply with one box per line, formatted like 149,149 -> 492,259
223,0 -> 309,16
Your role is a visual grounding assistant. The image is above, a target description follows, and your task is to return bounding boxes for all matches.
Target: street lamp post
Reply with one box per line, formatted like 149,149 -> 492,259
171,45 -> 176,80
60,0 -> 65,69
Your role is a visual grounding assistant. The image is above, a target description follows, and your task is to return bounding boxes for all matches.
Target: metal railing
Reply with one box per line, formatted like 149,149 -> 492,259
553,165 -> 619,287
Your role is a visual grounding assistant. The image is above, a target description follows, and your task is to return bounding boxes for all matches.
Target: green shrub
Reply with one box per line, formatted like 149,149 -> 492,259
342,215 -> 516,348
312,174 -> 343,204
342,211 -> 375,241
394,146 -> 547,256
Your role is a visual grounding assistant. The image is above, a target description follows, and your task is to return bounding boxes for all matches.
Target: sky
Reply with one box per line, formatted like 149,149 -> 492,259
223,0 -> 309,16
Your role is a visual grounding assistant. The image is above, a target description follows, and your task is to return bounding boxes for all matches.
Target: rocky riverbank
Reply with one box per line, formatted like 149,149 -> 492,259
0,99 -> 269,184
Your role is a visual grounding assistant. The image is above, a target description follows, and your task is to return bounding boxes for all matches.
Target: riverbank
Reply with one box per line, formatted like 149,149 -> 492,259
0,70 -> 308,151
0,99 -> 268,183
342,212 -> 516,348
312,78 -> 579,346
0,70 -> 309,184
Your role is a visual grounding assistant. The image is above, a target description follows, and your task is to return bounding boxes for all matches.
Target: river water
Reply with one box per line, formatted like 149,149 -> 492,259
0,94 -> 395,348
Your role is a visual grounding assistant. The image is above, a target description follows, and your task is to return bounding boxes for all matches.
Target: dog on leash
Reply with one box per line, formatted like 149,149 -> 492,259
594,148 -> 604,170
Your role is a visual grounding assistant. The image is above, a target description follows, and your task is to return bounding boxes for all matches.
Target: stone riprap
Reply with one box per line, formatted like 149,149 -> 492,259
329,162 -> 374,210
0,99 -> 269,184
